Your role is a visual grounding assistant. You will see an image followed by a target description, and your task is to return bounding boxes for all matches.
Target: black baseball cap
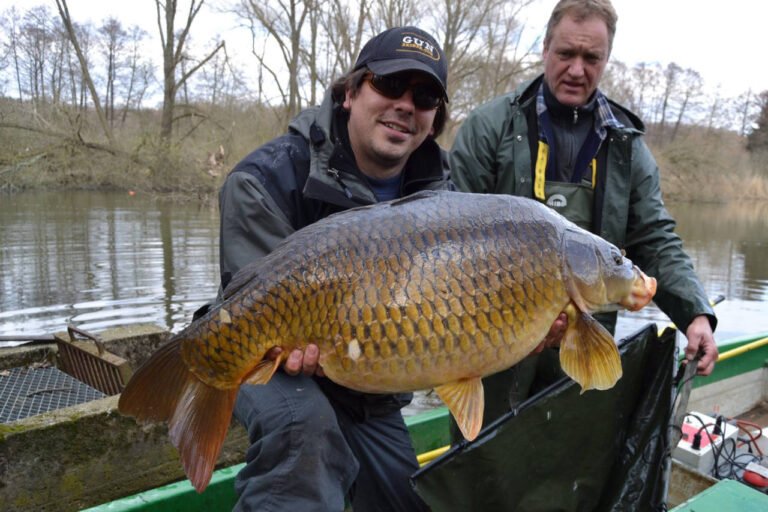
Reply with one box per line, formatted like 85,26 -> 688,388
353,26 -> 448,101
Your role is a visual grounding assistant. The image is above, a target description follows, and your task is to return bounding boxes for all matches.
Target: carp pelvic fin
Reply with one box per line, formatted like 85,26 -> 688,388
243,353 -> 283,385
434,377 -> 484,441
118,335 -> 238,493
558,303 -> 622,393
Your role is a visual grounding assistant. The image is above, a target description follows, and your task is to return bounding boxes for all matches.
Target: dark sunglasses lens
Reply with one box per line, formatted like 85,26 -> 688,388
412,86 -> 441,110
369,73 -> 442,110
370,75 -> 408,98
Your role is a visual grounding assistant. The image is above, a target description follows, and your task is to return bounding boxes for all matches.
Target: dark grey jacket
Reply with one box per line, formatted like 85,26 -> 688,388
219,88 -> 451,290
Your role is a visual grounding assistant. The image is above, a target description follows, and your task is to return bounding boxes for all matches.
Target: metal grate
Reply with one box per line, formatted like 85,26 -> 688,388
0,366 -> 106,423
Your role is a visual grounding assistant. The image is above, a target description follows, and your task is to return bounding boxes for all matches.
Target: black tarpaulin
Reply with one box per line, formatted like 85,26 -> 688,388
412,324 -> 676,512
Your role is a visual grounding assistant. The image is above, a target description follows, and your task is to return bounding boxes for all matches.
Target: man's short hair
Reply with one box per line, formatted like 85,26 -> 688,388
544,0 -> 618,52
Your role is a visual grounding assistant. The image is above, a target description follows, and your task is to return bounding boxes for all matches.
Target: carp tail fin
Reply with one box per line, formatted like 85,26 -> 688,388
168,373 -> 237,493
118,335 -> 237,493
118,336 -> 188,423
559,303 -> 622,393
434,377 -> 484,441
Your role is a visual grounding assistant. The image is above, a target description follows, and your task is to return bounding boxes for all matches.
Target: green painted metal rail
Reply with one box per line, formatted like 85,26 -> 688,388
693,331 -> 768,388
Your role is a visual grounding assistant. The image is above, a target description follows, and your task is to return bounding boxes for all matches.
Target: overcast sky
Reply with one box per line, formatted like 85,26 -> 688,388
12,0 -> 768,98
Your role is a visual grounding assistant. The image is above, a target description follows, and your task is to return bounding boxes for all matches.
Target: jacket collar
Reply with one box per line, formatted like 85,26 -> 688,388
512,74 -> 646,134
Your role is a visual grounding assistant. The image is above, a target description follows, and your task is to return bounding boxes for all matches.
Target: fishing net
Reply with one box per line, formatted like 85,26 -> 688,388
413,324 -> 676,511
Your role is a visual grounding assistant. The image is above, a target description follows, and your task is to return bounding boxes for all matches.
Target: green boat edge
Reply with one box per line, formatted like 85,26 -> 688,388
85,330 -> 768,511
84,406 -> 451,512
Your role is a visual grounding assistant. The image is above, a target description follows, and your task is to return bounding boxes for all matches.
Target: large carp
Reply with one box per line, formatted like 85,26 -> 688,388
119,190 -> 656,492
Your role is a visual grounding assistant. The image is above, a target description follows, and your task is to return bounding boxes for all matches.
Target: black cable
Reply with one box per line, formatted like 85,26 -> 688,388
681,413 -> 727,477
667,370 -> 701,447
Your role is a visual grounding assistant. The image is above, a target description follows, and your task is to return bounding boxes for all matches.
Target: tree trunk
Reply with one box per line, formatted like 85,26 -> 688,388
55,0 -> 115,146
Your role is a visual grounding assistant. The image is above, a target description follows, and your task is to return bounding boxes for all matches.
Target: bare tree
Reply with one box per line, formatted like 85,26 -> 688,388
48,17 -> 73,105
321,0 -> 370,79
55,0 -> 114,145
746,90 -> 768,154
98,17 -> 128,126
1,7 -> 25,101
303,1 -> 324,105
654,62 -> 681,144
18,5 -> 58,103
429,0 -> 538,121
367,0 -> 419,32
155,0 -> 225,144
62,22 -> 80,108
734,89 -> 756,137
236,0 -> 312,121
704,86 -> 722,134
68,21 -> 96,112
120,25 -> 153,124
670,68 -> 702,142
2,0 -> 766,194
601,61 -> 634,107
629,62 -> 662,122
196,43 -> 228,106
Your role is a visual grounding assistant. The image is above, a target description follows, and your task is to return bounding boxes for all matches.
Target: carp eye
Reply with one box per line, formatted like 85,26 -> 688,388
613,252 -> 623,265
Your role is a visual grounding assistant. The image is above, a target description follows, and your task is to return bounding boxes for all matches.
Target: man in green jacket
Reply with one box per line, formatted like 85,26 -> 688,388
450,0 -> 718,416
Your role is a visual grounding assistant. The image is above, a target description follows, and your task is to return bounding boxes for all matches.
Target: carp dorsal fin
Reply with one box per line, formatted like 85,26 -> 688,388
434,377 -> 484,441
558,302 -> 622,393
242,353 -> 283,385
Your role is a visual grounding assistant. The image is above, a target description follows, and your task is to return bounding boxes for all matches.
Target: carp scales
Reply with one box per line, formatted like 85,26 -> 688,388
118,190 -> 656,492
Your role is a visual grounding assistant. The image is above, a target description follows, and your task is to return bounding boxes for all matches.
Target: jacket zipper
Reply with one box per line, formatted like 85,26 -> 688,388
327,168 -> 353,199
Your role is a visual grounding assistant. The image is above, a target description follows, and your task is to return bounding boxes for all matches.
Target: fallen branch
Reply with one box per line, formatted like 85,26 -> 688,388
0,121 -> 146,166
0,153 -> 47,177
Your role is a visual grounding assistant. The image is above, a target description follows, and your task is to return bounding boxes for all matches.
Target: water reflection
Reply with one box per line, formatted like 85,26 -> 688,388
0,191 -> 220,337
616,201 -> 768,341
674,201 -> 768,299
1,192 -> 767,344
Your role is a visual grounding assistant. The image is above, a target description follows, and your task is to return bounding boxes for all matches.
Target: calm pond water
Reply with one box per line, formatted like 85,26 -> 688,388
1,190 -> 767,345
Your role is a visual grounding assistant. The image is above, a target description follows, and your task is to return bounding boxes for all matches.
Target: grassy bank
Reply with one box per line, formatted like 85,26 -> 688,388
652,127 -> 768,201
0,98 -> 286,197
1,98 -> 766,202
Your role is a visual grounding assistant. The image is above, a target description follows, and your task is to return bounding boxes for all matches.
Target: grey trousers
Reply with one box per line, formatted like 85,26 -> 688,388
232,372 -> 428,512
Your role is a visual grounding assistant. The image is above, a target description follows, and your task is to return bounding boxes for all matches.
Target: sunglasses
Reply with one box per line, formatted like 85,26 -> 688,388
364,72 -> 443,110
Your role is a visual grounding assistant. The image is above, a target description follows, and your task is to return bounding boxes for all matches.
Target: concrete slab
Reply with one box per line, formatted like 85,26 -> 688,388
0,325 -> 249,512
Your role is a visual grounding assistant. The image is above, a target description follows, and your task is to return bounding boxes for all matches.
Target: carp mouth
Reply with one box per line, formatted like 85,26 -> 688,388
618,266 -> 657,311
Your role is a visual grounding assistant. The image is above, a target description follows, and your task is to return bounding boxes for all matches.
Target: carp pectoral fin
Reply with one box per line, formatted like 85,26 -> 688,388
434,378 -> 484,441
243,354 -> 283,385
558,303 -> 622,393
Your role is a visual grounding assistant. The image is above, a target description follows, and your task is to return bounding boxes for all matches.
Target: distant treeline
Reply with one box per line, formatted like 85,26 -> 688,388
0,1 -> 767,198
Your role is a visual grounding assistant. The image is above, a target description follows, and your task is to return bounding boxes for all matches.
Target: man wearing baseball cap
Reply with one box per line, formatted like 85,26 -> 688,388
211,26 -> 450,511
